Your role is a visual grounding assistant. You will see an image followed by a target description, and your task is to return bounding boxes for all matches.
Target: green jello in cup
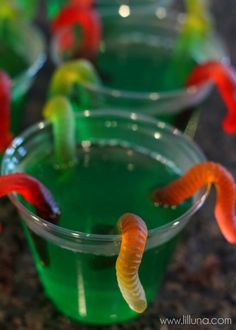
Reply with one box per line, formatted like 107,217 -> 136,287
2,110 -> 208,324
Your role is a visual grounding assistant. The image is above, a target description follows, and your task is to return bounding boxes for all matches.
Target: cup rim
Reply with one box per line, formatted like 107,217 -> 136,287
51,7 -> 227,103
1,110 -> 208,243
9,20 -> 46,88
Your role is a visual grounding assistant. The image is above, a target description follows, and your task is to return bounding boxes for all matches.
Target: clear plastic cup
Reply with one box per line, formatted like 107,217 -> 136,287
2,111 -> 208,324
0,19 -> 46,133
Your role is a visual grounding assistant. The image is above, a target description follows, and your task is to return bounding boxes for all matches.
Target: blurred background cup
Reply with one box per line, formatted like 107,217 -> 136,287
0,19 -> 46,133
50,5 -> 228,136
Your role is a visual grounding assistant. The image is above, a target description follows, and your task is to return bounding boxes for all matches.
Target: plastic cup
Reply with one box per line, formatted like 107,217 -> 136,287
0,19 -> 46,134
2,110 -> 208,324
51,7 -> 227,135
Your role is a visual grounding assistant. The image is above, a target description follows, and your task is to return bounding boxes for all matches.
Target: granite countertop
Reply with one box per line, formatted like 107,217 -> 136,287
0,1 -> 236,329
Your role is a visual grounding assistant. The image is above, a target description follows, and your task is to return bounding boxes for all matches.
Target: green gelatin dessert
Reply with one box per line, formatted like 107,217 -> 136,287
19,142 -> 192,324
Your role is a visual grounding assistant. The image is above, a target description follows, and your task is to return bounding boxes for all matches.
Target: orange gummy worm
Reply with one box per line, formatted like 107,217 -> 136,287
116,213 -> 148,313
152,162 -> 236,244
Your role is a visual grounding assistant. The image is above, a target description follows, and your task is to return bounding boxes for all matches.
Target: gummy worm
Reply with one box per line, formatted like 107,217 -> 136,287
49,59 -> 100,98
183,0 -> 212,43
69,0 -> 93,8
152,162 -> 236,244
51,3 -> 101,59
0,2 -> 19,20
43,96 -> 77,169
163,0 -> 212,89
0,0 -> 38,20
174,0 -> 212,60
116,213 -> 148,313
186,61 -> 236,134
0,173 -> 60,222
185,0 -> 212,27
0,70 -> 13,153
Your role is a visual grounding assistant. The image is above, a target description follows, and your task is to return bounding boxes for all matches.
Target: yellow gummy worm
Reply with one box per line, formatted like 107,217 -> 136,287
49,59 -> 100,98
163,0 -> 213,88
43,96 -> 77,169
184,0 -> 212,37
0,2 -> 19,20
185,0 -> 210,18
116,213 -> 148,313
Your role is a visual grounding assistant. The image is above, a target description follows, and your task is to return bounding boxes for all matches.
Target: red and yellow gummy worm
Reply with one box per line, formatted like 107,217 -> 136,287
116,213 -> 148,313
152,162 -> 236,244
52,1 -> 101,59
0,173 -> 60,222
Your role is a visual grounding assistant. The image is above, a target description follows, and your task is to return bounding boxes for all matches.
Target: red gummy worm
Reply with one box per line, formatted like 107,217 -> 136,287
186,61 -> 236,134
0,174 -> 60,223
69,0 -> 93,7
152,162 -> 236,244
0,71 -> 13,153
52,4 -> 101,58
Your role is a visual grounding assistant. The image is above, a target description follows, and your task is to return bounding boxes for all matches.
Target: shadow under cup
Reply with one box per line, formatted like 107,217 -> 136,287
51,8 -> 227,135
2,111 -> 208,324
0,20 -> 46,134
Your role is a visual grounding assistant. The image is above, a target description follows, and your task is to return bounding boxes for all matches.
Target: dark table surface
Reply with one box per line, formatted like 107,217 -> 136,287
1,1 -> 236,329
